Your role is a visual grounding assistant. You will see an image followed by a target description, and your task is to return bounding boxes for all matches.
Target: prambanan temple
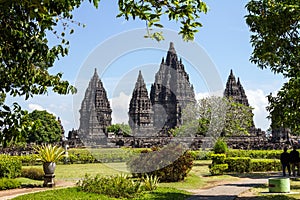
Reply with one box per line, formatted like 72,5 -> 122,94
72,42 -> 267,148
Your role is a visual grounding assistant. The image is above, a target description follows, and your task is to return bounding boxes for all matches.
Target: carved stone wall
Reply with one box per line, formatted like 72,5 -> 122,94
78,69 -> 112,145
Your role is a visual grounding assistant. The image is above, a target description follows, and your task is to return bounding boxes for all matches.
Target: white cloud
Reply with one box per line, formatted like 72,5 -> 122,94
28,103 -> 46,112
28,103 -> 57,117
246,89 -> 270,131
110,92 -> 131,124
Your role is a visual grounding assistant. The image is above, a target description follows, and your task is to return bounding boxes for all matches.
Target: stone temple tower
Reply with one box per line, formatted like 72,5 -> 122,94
128,71 -> 154,136
224,69 -> 249,107
78,69 -> 112,145
150,42 -> 196,134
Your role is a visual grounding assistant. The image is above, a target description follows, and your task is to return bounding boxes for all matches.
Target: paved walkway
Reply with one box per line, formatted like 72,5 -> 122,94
0,181 -> 75,200
186,177 -> 269,200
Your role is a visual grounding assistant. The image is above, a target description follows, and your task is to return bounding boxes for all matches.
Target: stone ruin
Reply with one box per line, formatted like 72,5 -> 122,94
67,42 -> 295,150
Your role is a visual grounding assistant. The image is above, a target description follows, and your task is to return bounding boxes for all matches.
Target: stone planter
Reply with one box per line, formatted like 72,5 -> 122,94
43,162 -> 56,187
43,162 -> 56,175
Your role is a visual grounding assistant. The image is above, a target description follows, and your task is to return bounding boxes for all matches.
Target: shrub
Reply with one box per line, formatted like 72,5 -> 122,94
141,174 -> 159,191
213,138 -> 228,154
16,154 -> 41,166
127,144 -> 194,182
226,149 -> 281,159
210,154 -> 226,165
77,174 -> 142,198
209,164 -> 228,175
190,150 -> 212,160
250,159 -> 281,172
0,178 -> 21,190
225,157 -> 251,173
21,168 -> 44,180
0,155 -> 22,178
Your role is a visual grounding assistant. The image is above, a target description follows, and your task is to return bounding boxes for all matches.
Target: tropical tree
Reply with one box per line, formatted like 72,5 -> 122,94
26,110 -> 63,144
0,0 -> 208,145
170,96 -> 254,137
107,123 -> 132,137
245,0 -> 300,133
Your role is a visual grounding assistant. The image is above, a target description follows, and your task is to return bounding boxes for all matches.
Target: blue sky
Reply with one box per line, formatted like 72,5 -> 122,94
7,1 -> 285,134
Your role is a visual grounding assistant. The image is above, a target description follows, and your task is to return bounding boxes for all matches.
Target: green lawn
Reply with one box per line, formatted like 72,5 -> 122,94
17,160 -> 300,200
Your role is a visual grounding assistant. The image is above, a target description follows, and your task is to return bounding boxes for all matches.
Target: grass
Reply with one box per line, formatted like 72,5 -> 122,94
22,162 -> 128,182
16,160 -> 300,200
13,186 -> 190,200
238,178 -> 300,200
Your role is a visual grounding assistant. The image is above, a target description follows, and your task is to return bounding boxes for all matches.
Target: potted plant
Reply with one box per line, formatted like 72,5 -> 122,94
34,144 -> 64,187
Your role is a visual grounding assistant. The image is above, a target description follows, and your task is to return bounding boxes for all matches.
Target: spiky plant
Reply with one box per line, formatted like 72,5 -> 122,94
34,144 -> 65,163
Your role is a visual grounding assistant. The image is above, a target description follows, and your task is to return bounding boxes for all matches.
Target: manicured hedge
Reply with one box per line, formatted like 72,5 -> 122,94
210,153 -> 281,174
225,157 -> 251,173
226,150 -> 281,159
250,159 -> 281,172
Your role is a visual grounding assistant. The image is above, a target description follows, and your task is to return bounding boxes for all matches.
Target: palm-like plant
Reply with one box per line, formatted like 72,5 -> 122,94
34,144 -> 65,163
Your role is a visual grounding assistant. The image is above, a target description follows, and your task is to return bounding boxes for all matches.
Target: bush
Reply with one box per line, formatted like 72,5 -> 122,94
0,155 -> 22,178
21,168 -> 44,180
127,144 -> 194,182
250,159 -> 281,172
16,154 -> 41,166
0,178 -> 21,190
226,150 -> 281,159
225,157 -> 251,173
213,138 -> 228,154
210,154 -> 226,165
209,164 -> 228,175
190,150 -> 213,160
77,174 -> 142,198
141,174 -> 159,191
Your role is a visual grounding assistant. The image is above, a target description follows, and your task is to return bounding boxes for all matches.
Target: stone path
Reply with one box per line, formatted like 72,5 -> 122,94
186,177 -> 269,200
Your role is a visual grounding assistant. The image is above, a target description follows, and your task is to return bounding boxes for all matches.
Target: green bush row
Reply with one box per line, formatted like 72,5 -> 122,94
190,149 -> 282,160
210,153 -> 281,174
21,168 -> 44,180
0,178 -> 21,190
0,155 -> 22,178
226,149 -> 282,159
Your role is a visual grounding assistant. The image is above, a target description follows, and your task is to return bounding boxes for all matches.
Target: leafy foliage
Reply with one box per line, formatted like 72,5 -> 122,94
141,174 -> 160,191
118,0 -> 208,41
209,164 -> 228,175
0,0 -> 208,146
107,123 -> 132,136
34,144 -> 65,163
77,174 -> 142,198
0,155 -> 22,178
0,178 -> 21,190
21,167 -> 44,180
128,144 -> 194,182
26,110 -> 63,144
213,138 -> 228,154
0,103 -> 33,147
246,0 -> 300,133
170,96 -> 254,137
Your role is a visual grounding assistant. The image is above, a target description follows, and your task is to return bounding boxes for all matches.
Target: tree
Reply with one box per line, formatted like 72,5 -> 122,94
26,110 -> 63,144
0,0 -> 208,145
107,123 -> 132,137
245,0 -> 300,133
170,96 -> 254,137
